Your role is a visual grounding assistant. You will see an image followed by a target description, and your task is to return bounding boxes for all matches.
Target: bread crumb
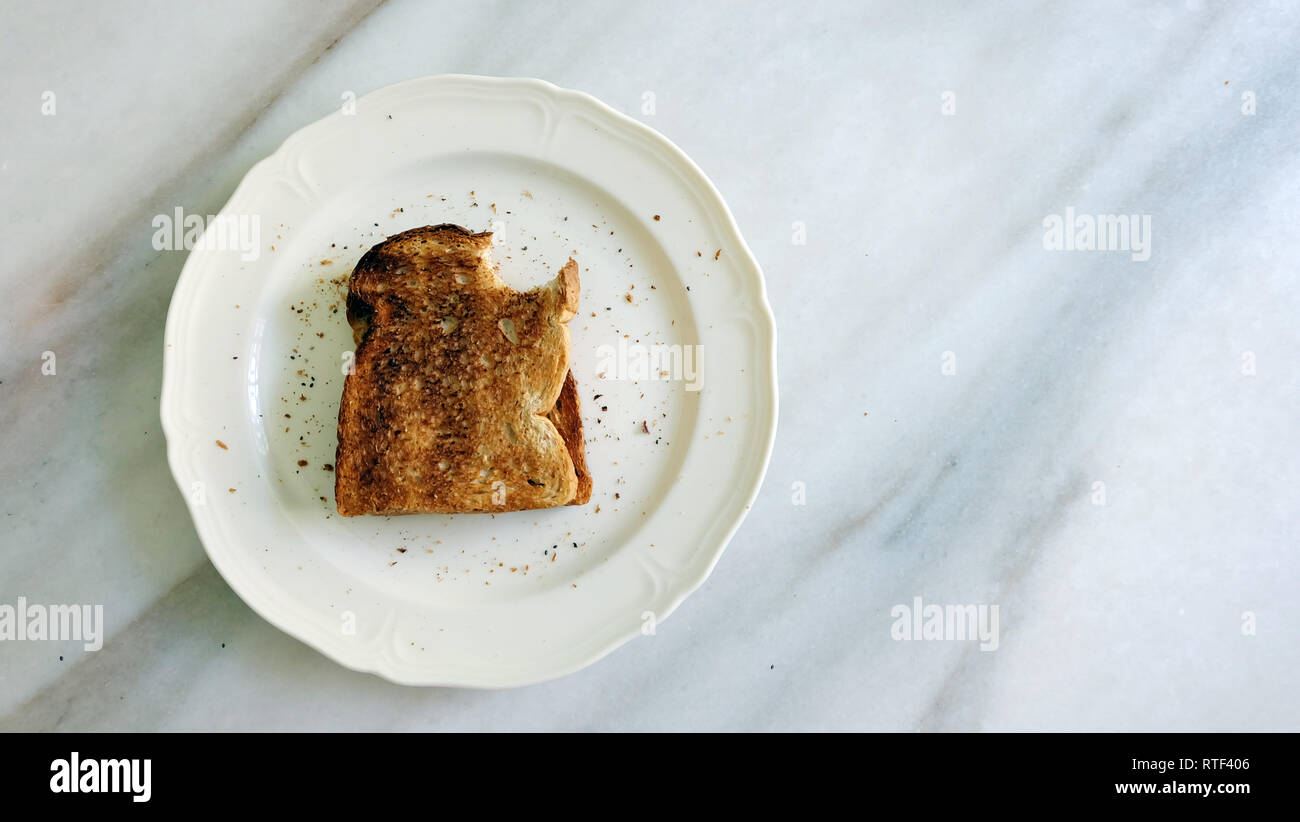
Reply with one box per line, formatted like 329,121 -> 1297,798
216,440 -> 228,450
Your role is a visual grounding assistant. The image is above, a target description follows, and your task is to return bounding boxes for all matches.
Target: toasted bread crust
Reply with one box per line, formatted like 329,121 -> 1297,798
548,370 -> 592,505
334,224 -> 590,515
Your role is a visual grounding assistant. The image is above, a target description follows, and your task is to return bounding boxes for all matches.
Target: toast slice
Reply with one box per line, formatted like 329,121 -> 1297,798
334,224 -> 591,516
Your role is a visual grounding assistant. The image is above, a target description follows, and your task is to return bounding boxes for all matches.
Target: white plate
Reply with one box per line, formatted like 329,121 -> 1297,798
161,75 -> 777,687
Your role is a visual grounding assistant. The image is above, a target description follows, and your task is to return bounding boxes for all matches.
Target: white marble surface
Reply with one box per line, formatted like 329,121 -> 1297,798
2,0 -> 1297,730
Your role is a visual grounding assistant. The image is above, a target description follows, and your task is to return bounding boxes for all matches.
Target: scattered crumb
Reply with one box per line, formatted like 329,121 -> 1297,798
216,440 -> 228,450
653,214 -> 661,221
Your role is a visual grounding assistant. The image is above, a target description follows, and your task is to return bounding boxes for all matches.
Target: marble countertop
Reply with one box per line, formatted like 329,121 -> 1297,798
2,0 -> 1297,731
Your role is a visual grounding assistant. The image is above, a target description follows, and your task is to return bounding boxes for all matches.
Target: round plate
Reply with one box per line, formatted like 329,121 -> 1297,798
161,75 -> 778,686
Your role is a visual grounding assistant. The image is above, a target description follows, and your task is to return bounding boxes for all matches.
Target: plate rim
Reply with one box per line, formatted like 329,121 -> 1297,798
160,74 -> 779,687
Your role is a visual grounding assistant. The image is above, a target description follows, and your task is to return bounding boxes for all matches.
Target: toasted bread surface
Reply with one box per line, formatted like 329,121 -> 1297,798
335,224 -> 589,515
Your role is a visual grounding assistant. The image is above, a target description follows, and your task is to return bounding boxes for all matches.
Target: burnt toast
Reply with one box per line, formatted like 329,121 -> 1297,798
334,224 -> 591,515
